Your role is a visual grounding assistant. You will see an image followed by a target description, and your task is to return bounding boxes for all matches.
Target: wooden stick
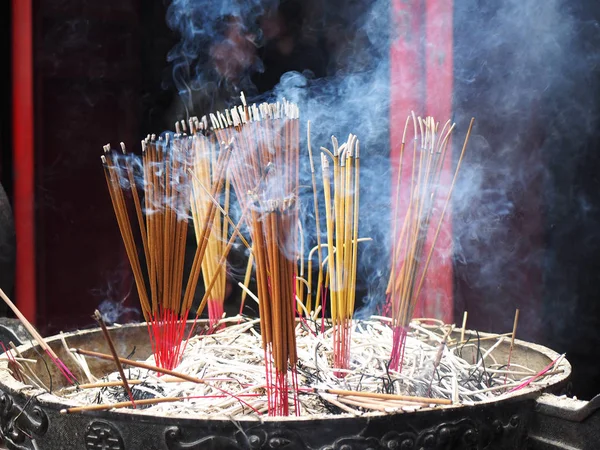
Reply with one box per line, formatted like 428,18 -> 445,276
68,378 -> 179,390
460,311 -> 468,343
60,396 -> 183,414
60,392 -> 263,414
73,348 -> 206,385
324,388 -> 452,405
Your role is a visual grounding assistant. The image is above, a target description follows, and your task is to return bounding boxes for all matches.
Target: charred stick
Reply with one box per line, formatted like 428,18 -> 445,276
93,310 -> 136,407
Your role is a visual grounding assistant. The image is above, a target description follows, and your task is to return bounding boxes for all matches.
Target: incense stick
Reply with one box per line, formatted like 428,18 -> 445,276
73,348 -> 207,383
93,310 -> 136,406
0,288 -> 77,385
188,125 -> 231,326
215,97 -> 301,416
460,311 -> 468,343
386,116 -> 474,371
63,317 -> 564,417
504,308 -> 520,384
102,130 -> 233,370
319,134 -> 362,374
305,121 -> 325,315
72,347 -> 261,414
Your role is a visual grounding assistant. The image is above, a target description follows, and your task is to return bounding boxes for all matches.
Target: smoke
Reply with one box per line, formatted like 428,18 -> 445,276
450,0 -> 600,341
163,0 -> 600,340
91,265 -> 140,325
165,0 -> 392,316
165,0 -> 270,114
105,138 -> 197,220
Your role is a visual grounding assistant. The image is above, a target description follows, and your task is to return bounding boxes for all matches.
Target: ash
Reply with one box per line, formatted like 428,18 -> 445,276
61,316 -> 566,418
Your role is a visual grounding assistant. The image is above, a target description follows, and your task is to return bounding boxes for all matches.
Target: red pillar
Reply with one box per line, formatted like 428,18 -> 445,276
12,0 -> 36,324
421,0 -> 454,323
390,0 -> 454,322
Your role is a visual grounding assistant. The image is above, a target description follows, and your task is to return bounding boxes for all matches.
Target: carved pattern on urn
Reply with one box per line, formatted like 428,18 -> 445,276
84,420 -> 125,450
0,392 -> 48,450
164,414 -> 522,450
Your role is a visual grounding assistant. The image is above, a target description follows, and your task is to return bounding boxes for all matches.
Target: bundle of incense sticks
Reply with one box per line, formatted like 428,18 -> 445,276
187,117 -> 231,327
318,134 -> 361,373
207,96 -> 301,416
386,114 -> 474,371
101,130 -> 232,370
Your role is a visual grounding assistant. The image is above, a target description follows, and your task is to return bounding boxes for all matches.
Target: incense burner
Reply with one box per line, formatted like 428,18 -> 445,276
0,322 -> 597,450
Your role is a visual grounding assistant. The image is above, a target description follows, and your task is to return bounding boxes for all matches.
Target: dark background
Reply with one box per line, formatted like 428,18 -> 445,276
0,0 -> 599,400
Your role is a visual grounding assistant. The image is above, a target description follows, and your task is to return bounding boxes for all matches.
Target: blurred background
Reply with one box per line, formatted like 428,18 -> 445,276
0,0 -> 599,399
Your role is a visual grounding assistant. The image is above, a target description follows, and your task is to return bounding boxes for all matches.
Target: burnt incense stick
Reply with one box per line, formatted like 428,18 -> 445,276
61,397 -> 182,414
62,316 -> 565,417
460,311 -> 468,343
302,121 -> 324,316
60,385 -> 451,415
60,393 -> 264,414
72,346 -> 453,408
504,308 -> 520,384
315,388 -> 452,405
72,348 -> 262,414
510,309 -> 520,351
449,332 -> 512,347
93,310 -> 136,407
69,377 -> 183,390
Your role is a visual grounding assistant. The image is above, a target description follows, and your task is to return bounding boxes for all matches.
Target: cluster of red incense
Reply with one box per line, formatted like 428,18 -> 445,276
208,96 -> 301,416
101,131 -> 231,370
386,114 -> 474,370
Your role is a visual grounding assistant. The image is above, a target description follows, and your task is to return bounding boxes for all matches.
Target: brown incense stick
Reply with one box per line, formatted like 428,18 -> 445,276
103,133 -> 234,369
60,396 -> 182,414
73,348 -> 261,414
93,310 -> 136,406
323,388 -> 452,405
73,348 -> 206,384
